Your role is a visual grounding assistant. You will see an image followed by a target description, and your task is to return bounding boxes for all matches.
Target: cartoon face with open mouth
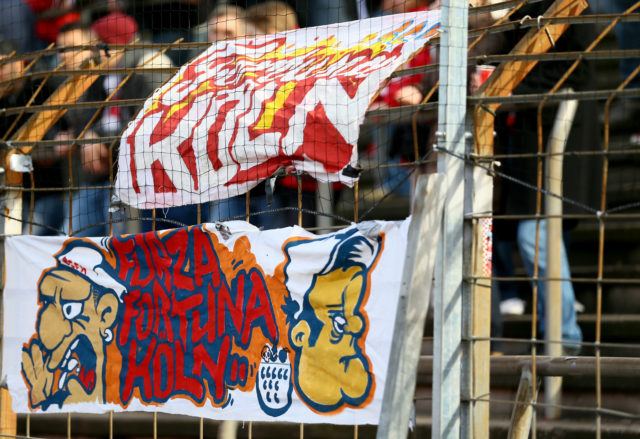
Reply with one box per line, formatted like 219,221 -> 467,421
22,267 -> 119,410
56,334 -> 98,396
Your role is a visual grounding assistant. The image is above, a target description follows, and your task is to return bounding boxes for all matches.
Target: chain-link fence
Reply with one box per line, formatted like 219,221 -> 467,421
1,0 -> 639,437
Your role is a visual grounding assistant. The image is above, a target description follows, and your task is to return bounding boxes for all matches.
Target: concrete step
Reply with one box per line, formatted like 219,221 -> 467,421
422,313 -> 640,356
415,356 -> 640,435
496,314 -> 640,357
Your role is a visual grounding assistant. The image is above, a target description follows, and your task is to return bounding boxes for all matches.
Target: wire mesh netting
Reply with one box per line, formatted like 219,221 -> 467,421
0,0 -> 639,437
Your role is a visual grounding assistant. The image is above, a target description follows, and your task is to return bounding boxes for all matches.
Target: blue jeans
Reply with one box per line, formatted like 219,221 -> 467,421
140,204 -> 210,233
492,238 -> 521,301
66,181 -> 125,237
380,154 -> 413,198
517,220 -> 582,345
210,188 -> 316,230
210,195 -> 251,223
23,193 -> 66,236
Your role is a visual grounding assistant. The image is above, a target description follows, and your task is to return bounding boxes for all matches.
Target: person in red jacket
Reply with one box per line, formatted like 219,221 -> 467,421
26,0 -> 80,43
364,0 -> 434,199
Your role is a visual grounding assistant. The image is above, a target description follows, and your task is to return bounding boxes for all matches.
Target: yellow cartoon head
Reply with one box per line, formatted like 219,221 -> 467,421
284,230 -> 381,413
22,240 -> 124,410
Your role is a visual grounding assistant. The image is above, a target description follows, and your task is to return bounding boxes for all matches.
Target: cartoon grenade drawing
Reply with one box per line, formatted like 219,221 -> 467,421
257,345 -> 292,416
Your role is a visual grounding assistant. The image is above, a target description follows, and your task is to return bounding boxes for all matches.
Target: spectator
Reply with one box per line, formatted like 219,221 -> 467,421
140,6 -> 256,232
56,20 -> 96,67
381,0 -> 428,14
54,20 -> 153,236
140,4 -> 259,232
0,40 -> 26,100
131,0 -> 204,65
365,0 -> 435,199
0,0 -> 42,53
492,1 -> 601,353
207,3 -> 256,42
246,1 -> 299,34
605,0 -> 640,140
25,0 -> 80,43
247,0 -> 332,229
207,4 -> 290,228
0,39 -> 62,235
53,22 -> 111,236
91,13 -> 187,234
208,2 -> 331,229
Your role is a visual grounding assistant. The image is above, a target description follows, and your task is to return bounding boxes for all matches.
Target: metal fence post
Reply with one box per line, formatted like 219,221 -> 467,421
544,94 -> 578,419
433,0 -> 468,438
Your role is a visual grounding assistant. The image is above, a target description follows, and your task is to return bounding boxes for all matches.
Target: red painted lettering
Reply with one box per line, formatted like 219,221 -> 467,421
165,228 -> 194,290
122,338 -> 156,403
193,228 -> 221,288
217,274 -> 244,343
172,293 -> 202,343
153,342 -> 174,400
173,339 -> 204,401
152,281 -> 174,342
191,283 -> 217,344
242,269 -> 278,345
129,234 -> 154,288
144,233 -> 172,292
134,292 -> 153,340
112,237 -> 137,285
119,289 -> 141,346
192,336 -> 231,403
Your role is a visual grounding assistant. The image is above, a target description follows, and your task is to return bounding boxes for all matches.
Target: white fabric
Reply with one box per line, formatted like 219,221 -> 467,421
3,220 -> 410,424
115,11 -> 440,208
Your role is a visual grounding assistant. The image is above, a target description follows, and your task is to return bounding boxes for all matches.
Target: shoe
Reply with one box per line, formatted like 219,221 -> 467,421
500,298 -> 525,315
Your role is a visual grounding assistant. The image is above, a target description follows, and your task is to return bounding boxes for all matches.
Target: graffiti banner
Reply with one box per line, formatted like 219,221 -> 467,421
115,11 -> 440,208
3,220 -> 409,424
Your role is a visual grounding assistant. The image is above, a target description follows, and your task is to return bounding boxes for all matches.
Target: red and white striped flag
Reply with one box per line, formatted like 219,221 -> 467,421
116,11 -> 440,208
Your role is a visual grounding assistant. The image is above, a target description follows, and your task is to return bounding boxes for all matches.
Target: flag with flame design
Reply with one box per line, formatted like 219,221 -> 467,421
115,11 -> 440,208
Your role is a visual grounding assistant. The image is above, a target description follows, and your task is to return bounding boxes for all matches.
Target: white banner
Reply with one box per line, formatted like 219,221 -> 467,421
3,220 -> 409,424
115,11 -> 440,208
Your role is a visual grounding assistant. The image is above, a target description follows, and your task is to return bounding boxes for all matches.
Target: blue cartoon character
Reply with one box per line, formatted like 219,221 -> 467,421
283,229 -> 382,413
21,239 -> 125,410
257,344 -> 292,416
